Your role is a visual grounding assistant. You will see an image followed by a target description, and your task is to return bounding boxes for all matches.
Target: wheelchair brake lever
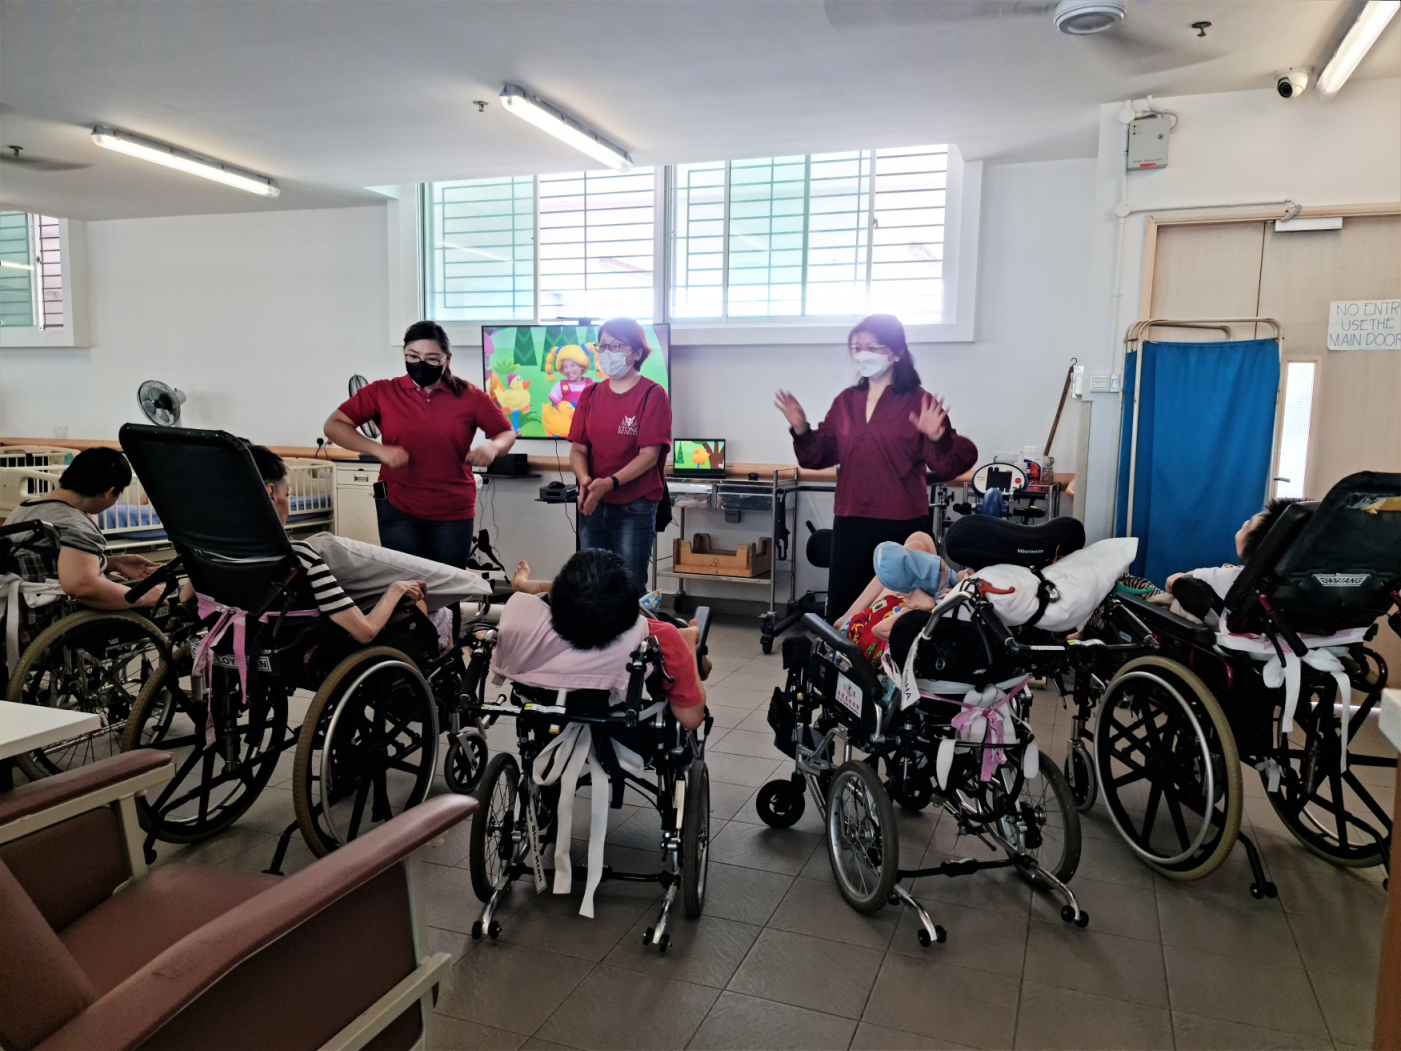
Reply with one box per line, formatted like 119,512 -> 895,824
124,556 -> 183,605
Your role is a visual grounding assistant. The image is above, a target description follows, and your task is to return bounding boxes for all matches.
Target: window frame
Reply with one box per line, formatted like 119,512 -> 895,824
411,146 -> 981,351
0,215 -> 88,349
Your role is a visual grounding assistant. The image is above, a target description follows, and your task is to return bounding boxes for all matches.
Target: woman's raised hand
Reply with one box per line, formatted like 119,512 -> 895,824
774,390 -> 809,435
910,392 -> 948,442
379,445 -> 410,469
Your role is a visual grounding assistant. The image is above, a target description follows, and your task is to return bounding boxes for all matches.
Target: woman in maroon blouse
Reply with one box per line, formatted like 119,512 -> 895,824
774,313 -> 977,621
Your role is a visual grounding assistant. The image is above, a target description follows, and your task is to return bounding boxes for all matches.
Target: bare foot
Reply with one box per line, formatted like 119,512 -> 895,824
511,560 -> 531,592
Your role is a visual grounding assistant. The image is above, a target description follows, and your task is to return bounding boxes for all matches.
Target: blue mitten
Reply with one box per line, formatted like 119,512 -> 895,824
873,542 -> 948,596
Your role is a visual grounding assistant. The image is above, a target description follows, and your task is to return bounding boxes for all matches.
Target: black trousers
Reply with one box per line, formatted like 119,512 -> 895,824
825,514 -> 931,623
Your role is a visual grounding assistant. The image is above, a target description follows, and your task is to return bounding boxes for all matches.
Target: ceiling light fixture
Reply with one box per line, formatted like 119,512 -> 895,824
1053,0 -> 1126,35
499,86 -> 632,171
1317,0 -> 1400,98
90,125 -> 280,197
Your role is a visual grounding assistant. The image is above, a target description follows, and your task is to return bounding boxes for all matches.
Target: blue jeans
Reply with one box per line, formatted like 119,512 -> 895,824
577,497 -> 657,596
375,499 -> 474,569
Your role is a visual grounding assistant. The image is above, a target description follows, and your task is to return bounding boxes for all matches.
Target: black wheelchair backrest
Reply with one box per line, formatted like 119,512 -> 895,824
944,514 -> 1085,570
1225,472 -> 1401,635
119,424 -> 306,612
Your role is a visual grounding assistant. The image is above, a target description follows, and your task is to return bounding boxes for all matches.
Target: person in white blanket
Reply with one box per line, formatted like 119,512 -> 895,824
1164,497 -> 1300,626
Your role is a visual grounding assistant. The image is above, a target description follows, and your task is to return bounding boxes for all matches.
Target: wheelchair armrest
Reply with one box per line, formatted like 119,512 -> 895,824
693,606 -> 712,659
800,613 -> 881,685
1118,595 -> 1215,648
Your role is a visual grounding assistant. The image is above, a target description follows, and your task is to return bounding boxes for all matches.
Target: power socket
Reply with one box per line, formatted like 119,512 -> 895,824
52,425 -> 68,439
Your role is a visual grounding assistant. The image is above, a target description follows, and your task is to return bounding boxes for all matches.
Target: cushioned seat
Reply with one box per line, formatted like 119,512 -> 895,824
59,865 -> 277,995
944,514 -> 1086,570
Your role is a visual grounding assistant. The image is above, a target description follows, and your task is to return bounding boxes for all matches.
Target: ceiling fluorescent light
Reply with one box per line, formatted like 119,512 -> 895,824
1317,0 -> 1400,98
499,86 -> 632,171
90,125 -> 280,197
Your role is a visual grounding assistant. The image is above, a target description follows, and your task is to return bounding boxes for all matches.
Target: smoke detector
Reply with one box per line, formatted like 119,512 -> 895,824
1054,0 -> 1127,35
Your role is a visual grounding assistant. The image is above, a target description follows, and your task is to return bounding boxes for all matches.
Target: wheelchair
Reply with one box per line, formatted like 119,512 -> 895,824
112,424 -> 496,863
2,519 -> 173,780
465,608 -> 713,952
754,515 -> 1162,945
1090,471 -> 1401,892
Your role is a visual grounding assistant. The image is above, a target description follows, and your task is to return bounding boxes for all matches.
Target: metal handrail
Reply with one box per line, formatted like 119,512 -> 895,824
1122,317 -> 1284,540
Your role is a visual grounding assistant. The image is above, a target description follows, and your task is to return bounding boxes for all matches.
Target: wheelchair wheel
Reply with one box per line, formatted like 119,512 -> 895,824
470,752 -> 522,902
9,610 -> 166,780
681,760 -> 710,917
1265,674 -> 1389,868
1094,657 -> 1241,880
294,647 -> 438,857
756,777 -> 806,828
1012,760 -> 1082,887
444,729 -> 489,795
122,662 -> 288,842
1064,740 -> 1098,813
826,760 -> 899,913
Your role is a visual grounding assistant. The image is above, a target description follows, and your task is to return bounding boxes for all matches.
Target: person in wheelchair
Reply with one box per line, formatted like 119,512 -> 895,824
494,549 -> 706,731
240,444 -> 490,646
833,529 -> 956,670
1164,496 -> 1300,626
5,447 -> 163,611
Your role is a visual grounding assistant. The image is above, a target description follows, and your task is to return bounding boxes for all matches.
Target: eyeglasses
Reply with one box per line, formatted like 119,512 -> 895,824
405,353 -> 447,366
596,340 -> 632,354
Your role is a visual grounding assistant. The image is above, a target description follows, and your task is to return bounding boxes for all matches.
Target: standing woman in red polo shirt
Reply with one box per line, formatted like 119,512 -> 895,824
324,321 -> 515,568
774,313 -> 977,621
568,317 -> 671,595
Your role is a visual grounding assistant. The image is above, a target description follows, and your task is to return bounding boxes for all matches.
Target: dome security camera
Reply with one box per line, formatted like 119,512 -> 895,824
1275,68 -> 1312,99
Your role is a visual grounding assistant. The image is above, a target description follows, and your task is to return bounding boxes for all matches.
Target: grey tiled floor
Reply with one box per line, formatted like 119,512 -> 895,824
153,614 -> 1392,1050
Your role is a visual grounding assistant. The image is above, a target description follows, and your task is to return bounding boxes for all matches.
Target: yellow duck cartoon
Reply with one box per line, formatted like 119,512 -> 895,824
490,374 -> 533,430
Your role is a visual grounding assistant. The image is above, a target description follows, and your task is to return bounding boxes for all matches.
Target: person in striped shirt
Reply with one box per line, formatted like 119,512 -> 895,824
248,445 -> 427,643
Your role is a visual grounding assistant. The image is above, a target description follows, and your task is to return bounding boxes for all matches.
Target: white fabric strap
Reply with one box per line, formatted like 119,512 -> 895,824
2,573 -> 66,671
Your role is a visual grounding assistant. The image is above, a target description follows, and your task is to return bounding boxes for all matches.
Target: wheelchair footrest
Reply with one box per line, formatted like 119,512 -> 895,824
900,855 -> 1019,880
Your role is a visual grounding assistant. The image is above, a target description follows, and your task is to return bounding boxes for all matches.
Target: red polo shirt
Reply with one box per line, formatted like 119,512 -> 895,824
793,385 -> 978,520
568,378 -> 671,504
339,376 -> 510,521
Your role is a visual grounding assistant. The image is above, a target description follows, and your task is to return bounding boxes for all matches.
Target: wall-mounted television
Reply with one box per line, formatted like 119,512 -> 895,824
481,323 -> 670,439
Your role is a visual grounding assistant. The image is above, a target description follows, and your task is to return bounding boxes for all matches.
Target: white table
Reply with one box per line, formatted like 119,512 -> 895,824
0,700 -> 101,763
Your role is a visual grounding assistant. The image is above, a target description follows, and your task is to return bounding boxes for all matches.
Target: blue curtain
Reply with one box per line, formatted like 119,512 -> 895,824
1115,339 -> 1280,585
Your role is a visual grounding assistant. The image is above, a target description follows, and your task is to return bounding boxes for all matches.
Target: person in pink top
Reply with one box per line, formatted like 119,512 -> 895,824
324,321 -> 516,569
774,313 -> 978,621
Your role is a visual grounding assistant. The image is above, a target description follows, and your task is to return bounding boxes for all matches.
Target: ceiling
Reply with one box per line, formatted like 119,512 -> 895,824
1,0 -> 1396,221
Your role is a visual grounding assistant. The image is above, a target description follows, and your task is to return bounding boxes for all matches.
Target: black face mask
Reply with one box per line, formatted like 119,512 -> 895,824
406,359 -> 445,387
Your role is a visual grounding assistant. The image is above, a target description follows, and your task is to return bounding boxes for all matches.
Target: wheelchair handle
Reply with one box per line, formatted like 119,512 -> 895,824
123,556 -> 183,605
0,520 -> 52,540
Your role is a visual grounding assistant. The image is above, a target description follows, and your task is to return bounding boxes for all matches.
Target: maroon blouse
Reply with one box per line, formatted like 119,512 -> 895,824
793,385 -> 978,519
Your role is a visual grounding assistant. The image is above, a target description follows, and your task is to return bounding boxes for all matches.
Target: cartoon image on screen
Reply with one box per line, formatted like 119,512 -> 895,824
482,324 -> 670,439
673,440 -> 725,474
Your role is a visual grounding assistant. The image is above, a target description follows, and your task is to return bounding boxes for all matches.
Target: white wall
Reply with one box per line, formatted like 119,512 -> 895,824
0,205 -> 395,445
1077,78 -> 1401,543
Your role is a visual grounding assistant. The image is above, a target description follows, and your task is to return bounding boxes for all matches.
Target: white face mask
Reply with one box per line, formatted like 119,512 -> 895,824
598,349 -> 633,380
853,350 -> 893,379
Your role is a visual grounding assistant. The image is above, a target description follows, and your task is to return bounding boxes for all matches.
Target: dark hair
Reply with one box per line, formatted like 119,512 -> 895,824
403,320 -> 468,396
597,317 -> 652,365
59,447 -> 132,497
849,313 -> 921,395
549,548 -> 639,649
246,443 -> 288,485
1240,496 -> 1302,562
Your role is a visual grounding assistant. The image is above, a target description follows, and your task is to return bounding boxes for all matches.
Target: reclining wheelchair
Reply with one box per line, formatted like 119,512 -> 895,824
113,424 -> 494,863
2,518 -> 172,781
464,608 -> 713,952
757,516 -> 1161,945
1089,471 -> 1400,890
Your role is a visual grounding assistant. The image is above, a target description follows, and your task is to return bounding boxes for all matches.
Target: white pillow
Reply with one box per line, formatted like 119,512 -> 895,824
969,538 -> 1138,632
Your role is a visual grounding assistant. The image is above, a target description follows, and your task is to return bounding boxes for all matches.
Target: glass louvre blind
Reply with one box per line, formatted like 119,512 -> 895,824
1275,361 -> 1316,499
672,162 -> 726,318
669,145 -> 945,320
425,177 -> 534,321
538,168 -> 655,322
869,146 -> 948,321
0,212 -> 34,328
36,216 -> 64,329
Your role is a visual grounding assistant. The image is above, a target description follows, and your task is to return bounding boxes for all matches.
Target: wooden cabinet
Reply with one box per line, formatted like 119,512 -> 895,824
333,463 -> 380,545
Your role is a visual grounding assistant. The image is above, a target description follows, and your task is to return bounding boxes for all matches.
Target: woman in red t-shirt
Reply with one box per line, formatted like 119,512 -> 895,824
773,313 -> 977,621
324,321 -> 515,568
567,317 -> 671,595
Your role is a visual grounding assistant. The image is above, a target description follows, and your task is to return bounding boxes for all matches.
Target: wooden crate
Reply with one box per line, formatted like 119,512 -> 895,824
673,533 -> 772,577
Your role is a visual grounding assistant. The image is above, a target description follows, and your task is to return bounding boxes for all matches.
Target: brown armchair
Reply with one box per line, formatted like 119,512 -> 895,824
0,751 -> 475,1051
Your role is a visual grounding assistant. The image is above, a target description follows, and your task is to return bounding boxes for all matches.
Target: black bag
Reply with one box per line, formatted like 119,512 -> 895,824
637,383 -> 673,534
